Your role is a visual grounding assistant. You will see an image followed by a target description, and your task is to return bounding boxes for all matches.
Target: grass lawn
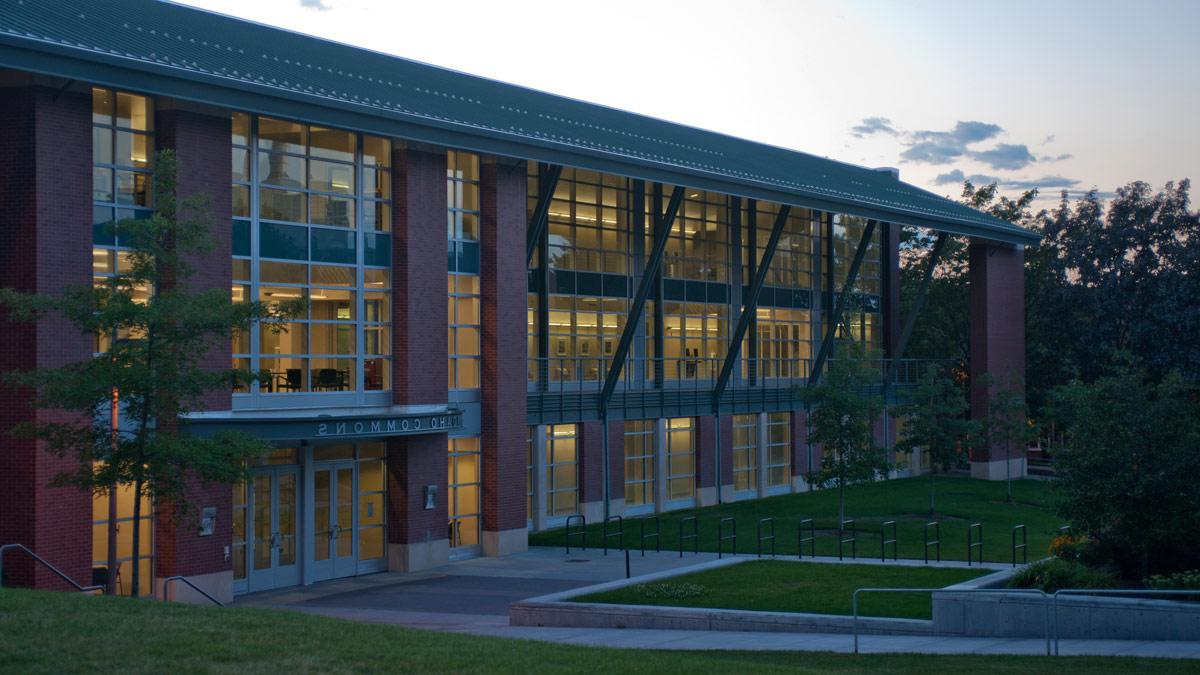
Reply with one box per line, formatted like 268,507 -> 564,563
0,588 -> 1190,674
531,476 -> 1060,564
574,560 -> 993,620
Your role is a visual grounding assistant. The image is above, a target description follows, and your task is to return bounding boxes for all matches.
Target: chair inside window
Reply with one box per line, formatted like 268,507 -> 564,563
314,368 -> 342,391
279,368 -> 303,392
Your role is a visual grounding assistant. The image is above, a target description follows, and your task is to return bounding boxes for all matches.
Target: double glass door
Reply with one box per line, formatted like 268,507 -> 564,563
311,462 -> 357,581
247,466 -> 300,593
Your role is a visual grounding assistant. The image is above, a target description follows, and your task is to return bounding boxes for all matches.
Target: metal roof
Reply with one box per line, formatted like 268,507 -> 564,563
0,0 -> 1038,245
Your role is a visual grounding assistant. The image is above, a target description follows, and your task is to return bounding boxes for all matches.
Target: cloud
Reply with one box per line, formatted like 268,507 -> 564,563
933,169 -> 965,185
1043,134 -> 1056,144
899,121 -> 1003,165
933,169 -> 1080,191
299,0 -> 331,10
1039,152 -> 1073,162
968,143 -> 1036,170
850,117 -> 898,138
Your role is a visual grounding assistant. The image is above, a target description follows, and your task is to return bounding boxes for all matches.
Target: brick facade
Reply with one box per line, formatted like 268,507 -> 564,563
968,240 -> 1026,462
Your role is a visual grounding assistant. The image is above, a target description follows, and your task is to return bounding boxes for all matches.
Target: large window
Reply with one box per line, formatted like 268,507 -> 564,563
448,274 -> 481,389
91,484 -> 154,597
546,295 -> 628,381
545,424 -> 579,517
448,437 -> 481,549
231,114 -> 393,396
534,167 -> 630,274
766,412 -> 792,488
732,415 -> 758,493
662,190 -> 727,282
754,308 -> 812,379
447,150 -> 480,273
666,418 -> 696,501
623,420 -> 655,508
831,215 -> 882,351
747,203 -> 816,289
657,302 -> 728,380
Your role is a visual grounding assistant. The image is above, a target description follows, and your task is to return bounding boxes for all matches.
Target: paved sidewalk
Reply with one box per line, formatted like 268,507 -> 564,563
236,547 -> 1200,659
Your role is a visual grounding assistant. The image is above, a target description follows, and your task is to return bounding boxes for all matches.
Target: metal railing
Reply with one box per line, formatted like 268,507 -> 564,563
163,575 -> 224,606
757,517 -> 776,558
967,523 -> 983,566
1052,589 -> 1200,655
1012,525 -> 1027,567
637,516 -> 660,556
0,544 -> 103,594
880,521 -> 898,562
678,516 -> 699,558
852,587 -> 1051,655
798,518 -> 816,559
602,515 -> 623,556
565,514 -> 587,554
717,517 -> 737,559
839,519 -> 857,560
924,521 -> 941,564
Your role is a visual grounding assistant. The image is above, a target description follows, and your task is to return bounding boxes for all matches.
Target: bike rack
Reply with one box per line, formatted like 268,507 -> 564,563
0,544 -> 103,594
602,515 -> 624,556
880,520 -> 898,562
1012,524 -> 1027,567
678,516 -> 699,558
163,575 -> 224,606
797,517 -> 816,559
637,516 -> 660,556
565,514 -> 587,554
756,517 -> 776,558
924,521 -> 941,564
839,519 -> 856,560
967,522 -> 983,566
717,517 -> 737,559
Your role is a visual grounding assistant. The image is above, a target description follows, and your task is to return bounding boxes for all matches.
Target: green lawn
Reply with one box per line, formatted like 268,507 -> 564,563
574,560 -> 992,619
531,476 -> 1060,564
0,589 -> 1189,674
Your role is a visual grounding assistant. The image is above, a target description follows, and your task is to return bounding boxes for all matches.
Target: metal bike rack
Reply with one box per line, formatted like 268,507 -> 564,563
1012,524 -> 1027,567
163,575 -> 224,606
637,516 -> 660,556
839,519 -> 856,560
880,520 -> 898,562
678,516 -> 699,558
967,522 -> 983,566
924,521 -> 941,564
0,544 -> 104,594
798,517 -> 816,559
757,517 -> 776,558
565,514 -> 587,554
602,515 -> 624,556
717,517 -> 737,559
1052,589 -> 1200,655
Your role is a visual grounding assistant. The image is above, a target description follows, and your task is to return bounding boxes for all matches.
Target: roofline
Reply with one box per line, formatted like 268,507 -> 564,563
0,37 -> 1039,246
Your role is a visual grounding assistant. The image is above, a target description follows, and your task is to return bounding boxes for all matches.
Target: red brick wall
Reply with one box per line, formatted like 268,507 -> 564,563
386,435 -> 447,544
479,159 -> 527,533
578,420 -> 604,504
152,107 -> 234,579
607,419 -> 624,501
0,87 -> 93,589
968,240 -> 1026,461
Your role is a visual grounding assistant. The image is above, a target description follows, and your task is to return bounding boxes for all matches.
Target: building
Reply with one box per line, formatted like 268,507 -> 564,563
0,0 -> 1036,602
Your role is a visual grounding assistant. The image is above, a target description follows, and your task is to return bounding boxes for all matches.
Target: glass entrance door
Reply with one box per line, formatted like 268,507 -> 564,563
247,466 -> 300,593
311,462 -> 357,582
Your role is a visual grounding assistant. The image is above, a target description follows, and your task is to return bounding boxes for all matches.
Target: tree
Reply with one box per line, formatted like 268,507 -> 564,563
801,346 -> 889,530
894,370 -> 975,515
0,150 -> 299,596
975,374 -> 1035,503
1052,359 -> 1200,579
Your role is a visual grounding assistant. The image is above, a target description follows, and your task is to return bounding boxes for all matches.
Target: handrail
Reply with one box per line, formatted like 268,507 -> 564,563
839,519 -> 856,560
1012,524 -> 1027,567
602,515 -> 624,556
0,544 -> 103,594
565,514 -> 587,554
852,587 -> 1051,655
717,517 -> 737,559
924,521 -> 941,564
163,575 -> 224,606
678,516 -> 699,558
967,523 -> 983,566
637,516 -> 661,556
1052,589 -> 1200,655
756,517 -> 776,558
798,517 -> 816,559
880,520 -> 898,562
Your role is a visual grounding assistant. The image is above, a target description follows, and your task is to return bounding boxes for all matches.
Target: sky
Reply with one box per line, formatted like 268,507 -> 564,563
177,0 -> 1199,205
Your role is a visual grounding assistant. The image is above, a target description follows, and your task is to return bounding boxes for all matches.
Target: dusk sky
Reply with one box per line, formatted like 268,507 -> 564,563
179,0 -> 1199,204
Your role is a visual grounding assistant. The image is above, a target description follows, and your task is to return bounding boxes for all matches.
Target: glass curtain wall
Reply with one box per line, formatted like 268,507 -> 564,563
665,418 -> 696,501
831,215 -> 883,351
731,414 -> 758,493
448,437 -> 482,549
766,412 -> 792,488
623,420 -> 655,509
545,424 -> 579,517
448,151 -> 482,389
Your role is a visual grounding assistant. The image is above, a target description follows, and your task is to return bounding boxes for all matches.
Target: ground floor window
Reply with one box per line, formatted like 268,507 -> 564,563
623,420 -> 655,508
732,414 -> 758,493
91,483 -> 154,597
546,424 -> 579,517
767,412 -> 791,488
448,436 -> 481,549
666,417 -> 696,501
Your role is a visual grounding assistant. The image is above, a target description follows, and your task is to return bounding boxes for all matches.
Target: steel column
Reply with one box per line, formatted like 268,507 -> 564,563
808,219 -> 877,386
526,163 -> 563,266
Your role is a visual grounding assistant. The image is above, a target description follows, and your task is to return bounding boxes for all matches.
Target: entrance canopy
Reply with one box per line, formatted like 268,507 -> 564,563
182,407 -> 463,444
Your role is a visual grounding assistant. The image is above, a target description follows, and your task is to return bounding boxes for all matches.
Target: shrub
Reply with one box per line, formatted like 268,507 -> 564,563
1008,558 -> 1118,593
1143,570 -> 1200,590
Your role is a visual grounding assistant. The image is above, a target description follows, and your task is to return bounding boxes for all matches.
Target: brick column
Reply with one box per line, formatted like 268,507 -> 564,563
792,408 -> 817,490
387,148 -> 449,570
478,158 -> 528,556
0,86 -> 92,590
578,420 -> 605,522
696,415 -> 731,506
152,106 -> 235,602
968,239 -> 1027,480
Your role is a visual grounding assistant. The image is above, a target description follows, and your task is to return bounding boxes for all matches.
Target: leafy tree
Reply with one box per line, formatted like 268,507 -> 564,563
894,370 -> 975,515
1051,359 -> 1200,579
975,374 -> 1035,503
0,150 -> 299,596
801,346 -> 889,530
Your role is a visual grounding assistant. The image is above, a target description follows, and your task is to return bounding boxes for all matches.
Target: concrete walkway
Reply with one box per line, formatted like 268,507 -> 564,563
235,547 -> 1200,659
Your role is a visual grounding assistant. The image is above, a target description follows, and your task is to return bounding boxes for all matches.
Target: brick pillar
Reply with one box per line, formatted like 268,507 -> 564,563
696,415 -> 731,506
0,86 -> 92,590
608,418 -> 625,508
792,409 -> 817,490
478,158 -> 528,556
578,420 -> 605,522
387,148 -> 449,570
149,106 -> 236,603
968,240 -> 1027,480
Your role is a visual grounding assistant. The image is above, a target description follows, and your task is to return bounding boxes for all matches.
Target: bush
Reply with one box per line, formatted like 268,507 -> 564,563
1143,570 -> 1200,590
1008,558 -> 1118,593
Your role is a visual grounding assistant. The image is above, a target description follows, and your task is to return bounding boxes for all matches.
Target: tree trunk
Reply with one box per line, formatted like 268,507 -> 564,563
929,466 -> 936,517
130,476 -> 143,597
106,488 -> 118,595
